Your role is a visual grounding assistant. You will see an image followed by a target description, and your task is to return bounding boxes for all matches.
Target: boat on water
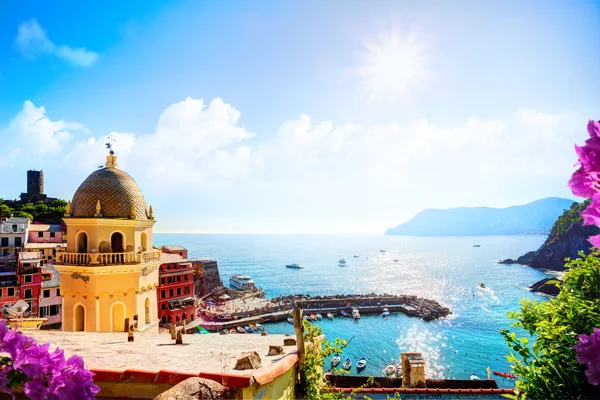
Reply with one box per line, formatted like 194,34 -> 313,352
470,372 -> 482,381
285,263 -> 304,269
356,358 -> 367,372
338,259 -> 347,266
197,326 -> 210,334
353,255 -> 359,258
303,315 -> 311,322
236,326 -> 246,334
342,358 -> 352,370
256,323 -> 265,331
229,274 -> 256,291
340,310 -> 351,318
287,316 -> 294,324
310,314 -> 317,321
229,328 -> 237,334
352,308 -> 361,319
493,371 -> 517,379
381,308 -> 390,318
331,355 -> 341,368
384,363 -> 396,377
249,324 -> 257,331
379,249 -> 386,253
316,313 -> 323,320
244,326 -> 254,333
473,244 -> 481,247
326,313 -> 334,320
479,282 -> 486,288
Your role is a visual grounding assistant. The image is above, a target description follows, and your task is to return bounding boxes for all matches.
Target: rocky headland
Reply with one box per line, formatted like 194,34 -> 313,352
498,200 -> 597,294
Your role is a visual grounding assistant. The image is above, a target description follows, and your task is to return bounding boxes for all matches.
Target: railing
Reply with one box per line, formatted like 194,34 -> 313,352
57,250 -> 161,266
0,280 -> 17,287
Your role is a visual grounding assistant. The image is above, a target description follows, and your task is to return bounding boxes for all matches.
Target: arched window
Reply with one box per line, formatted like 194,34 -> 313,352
74,304 -> 85,331
111,232 -> 124,253
76,233 -> 88,254
140,232 -> 148,252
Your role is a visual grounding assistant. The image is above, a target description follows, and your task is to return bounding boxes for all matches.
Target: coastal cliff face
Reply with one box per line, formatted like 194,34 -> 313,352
516,200 -> 599,271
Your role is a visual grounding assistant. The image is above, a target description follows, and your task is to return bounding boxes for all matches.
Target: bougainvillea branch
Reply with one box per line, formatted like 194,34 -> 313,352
574,328 -> 600,386
0,321 -> 100,399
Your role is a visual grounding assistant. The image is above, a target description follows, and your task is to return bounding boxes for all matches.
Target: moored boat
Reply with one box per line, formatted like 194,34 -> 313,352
331,355 -> 341,368
249,324 -> 257,331
236,326 -> 246,334
244,326 -> 253,333
256,323 -> 265,331
229,328 -> 237,334
356,358 -> 367,372
470,372 -> 482,381
340,310 -> 351,318
327,313 -> 334,320
343,358 -> 352,370
287,316 -> 294,324
303,315 -> 311,322
310,314 -> 317,321
384,363 -> 396,377
338,258 -> 347,266
316,313 -> 323,320
381,308 -> 390,318
286,263 -> 303,269
352,308 -> 360,319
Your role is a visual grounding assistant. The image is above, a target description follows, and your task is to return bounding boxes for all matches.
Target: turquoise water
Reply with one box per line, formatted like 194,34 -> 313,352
153,234 -> 550,386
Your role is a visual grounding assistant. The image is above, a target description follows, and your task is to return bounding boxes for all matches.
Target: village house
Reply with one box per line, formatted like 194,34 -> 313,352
18,251 -> 42,316
158,251 -> 195,325
39,264 -> 62,329
26,223 -> 66,266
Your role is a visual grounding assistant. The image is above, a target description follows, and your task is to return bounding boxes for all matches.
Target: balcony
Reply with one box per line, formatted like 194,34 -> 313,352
57,250 -> 161,266
0,280 -> 17,287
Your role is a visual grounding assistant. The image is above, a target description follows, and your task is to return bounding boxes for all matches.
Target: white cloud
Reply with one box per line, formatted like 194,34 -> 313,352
0,98 -> 581,233
15,19 -> 98,67
1,101 -> 86,158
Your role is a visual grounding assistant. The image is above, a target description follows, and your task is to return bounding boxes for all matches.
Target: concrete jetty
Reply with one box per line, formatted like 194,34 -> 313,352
188,293 -> 451,332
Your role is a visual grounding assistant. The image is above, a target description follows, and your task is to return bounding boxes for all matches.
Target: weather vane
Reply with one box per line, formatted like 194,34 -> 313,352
105,133 -> 116,152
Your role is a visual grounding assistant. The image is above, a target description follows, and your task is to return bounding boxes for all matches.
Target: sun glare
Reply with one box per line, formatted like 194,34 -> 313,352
356,27 -> 433,104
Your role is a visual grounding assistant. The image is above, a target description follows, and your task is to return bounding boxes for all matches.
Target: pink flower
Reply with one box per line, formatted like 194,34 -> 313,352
588,120 -> 600,139
582,198 -> 600,227
574,328 -> 600,385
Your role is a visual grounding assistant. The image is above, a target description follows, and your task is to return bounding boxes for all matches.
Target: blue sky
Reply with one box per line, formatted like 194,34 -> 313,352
0,0 -> 599,233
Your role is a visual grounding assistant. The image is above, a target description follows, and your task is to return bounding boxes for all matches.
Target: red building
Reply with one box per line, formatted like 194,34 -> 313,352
18,252 -> 42,316
0,266 -> 19,312
158,251 -> 195,325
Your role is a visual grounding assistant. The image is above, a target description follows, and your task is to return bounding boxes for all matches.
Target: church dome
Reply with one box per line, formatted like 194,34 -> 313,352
70,153 -> 149,219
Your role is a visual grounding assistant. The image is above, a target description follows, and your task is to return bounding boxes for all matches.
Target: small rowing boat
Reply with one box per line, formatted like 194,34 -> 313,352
237,326 -> 246,334
255,323 -> 265,331
384,363 -> 396,377
342,358 -> 352,370
244,326 -> 254,333
470,372 -> 482,381
287,316 -> 294,324
327,313 -> 334,320
356,358 -> 367,372
331,355 -> 341,368
229,328 -> 236,334
316,313 -> 323,320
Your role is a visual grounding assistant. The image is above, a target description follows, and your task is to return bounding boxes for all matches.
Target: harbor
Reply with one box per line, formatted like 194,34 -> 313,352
189,292 -> 451,332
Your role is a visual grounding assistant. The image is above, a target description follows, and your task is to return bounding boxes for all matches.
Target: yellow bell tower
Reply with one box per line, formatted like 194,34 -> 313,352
56,151 -> 161,333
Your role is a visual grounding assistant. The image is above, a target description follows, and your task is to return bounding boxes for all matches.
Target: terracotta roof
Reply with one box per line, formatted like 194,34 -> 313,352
70,166 -> 149,219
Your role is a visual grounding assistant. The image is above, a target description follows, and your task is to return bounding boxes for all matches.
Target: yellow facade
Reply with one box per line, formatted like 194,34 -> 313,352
56,152 -> 161,333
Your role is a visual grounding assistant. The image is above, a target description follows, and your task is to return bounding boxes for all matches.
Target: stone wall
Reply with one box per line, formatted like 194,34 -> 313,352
191,259 -> 222,297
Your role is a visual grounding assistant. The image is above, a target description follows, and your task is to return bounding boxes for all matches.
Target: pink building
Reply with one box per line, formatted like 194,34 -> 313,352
39,265 -> 61,329
18,252 -> 42,317
26,224 -> 65,266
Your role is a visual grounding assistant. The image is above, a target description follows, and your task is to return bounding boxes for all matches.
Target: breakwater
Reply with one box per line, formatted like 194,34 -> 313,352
189,293 -> 451,332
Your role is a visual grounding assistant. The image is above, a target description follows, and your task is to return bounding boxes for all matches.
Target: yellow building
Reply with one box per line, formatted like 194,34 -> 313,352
55,151 -> 161,333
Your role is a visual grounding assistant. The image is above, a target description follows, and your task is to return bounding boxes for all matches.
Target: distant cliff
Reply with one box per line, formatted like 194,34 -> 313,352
385,197 -> 575,236
516,199 -> 599,271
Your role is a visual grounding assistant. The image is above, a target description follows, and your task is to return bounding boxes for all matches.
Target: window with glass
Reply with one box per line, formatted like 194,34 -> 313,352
24,289 -> 32,299
38,232 -> 43,238
7,288 -> 14,296
43,289 -> 50,298
24,275 -> 32,283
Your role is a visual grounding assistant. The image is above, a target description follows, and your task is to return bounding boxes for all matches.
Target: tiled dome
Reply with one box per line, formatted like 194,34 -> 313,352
70,164 -> 149,220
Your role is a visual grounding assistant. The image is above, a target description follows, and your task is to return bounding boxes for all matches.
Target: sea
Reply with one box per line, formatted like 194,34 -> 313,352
153,234 -> 552,387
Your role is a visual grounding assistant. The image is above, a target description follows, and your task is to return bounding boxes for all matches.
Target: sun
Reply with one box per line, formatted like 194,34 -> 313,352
356,26 -> 433,104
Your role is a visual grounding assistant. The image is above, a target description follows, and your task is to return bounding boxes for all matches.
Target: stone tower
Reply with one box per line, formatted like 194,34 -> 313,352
55,151 -> 160,333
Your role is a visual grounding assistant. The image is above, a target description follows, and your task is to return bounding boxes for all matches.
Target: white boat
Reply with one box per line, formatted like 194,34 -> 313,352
338,259 -> 347,266
356,358 -> 367,372
286,263 -> 303,269
352,308 -> 360,319
384,363 -> 396,377
287,316 -> 294,324
229,274 -> 255,291
379,249 -> 386,253
342,358 -> 352,370
331,355 -> 341,368
255,323 -> 265,331
381,308 -> 390,318
353,255 -> 359,258
326,313 -> 334,320
470,372 -> 482,381
316,313 -> 323,320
